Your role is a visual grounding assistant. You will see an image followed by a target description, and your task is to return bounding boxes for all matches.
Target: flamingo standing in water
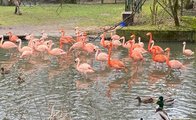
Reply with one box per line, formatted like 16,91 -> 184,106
94,46 -> 108,69
165,48 -> 184,74
0,35 -> 18,50
100,32 -> 110,48
151,47 -> 167,69
182,41 -> 194,57
74,58 -> 94,79
17,39 -> 32,53
129,40 -> 144,64
6,31 -> 20,43
146,32 -> 164,54
47,43 -> 67,56
107,42 -> 126,71
121,37 -> 131,49
59,29 -> 75,49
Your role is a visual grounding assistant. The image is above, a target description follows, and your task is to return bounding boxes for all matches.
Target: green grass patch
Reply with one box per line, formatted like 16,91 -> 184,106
0,4 -> 124,27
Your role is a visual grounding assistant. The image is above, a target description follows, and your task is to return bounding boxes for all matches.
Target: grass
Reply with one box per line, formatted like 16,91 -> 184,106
0,4 -> 124,27
0,2 -> 195,30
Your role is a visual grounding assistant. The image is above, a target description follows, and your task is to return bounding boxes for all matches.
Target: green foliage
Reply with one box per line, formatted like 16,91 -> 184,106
181,16 -> 196,29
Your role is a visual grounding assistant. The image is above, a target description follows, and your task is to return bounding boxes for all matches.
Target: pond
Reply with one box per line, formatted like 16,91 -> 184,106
0,39 -> 195,120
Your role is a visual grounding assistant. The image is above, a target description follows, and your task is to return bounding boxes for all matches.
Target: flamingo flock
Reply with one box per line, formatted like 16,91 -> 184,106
0,29 -> 194,80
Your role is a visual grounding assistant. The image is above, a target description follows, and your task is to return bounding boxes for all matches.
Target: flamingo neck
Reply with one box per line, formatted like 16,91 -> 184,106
108,46 -> 112,65
182,43 -> 186,53
76,59 -> 80,70
95,49 -> 99,60
61,31 -> 65,37
0,36 -> 3,47
148,34 -> 153,51
151,41 -> 154,49
166,50 -> 170,66
129,42 -> 133,57
101,33 -> 106,46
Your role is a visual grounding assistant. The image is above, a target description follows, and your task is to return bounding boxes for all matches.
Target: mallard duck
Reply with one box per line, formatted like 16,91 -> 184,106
17,76 -> 25,84
155,109 -> 170,120
155,96 -> 171,120
1,67 -> 10,75
135,96 -> 154,104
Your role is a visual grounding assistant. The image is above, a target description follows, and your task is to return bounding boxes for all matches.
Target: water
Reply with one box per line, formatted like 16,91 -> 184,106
0,40 -> 195,120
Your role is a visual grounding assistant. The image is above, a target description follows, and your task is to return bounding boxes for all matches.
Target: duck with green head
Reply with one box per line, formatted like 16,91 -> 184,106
155,96 -> 170,120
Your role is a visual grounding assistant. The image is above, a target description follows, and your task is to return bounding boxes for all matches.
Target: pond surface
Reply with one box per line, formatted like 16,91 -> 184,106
0,40 -> 195,120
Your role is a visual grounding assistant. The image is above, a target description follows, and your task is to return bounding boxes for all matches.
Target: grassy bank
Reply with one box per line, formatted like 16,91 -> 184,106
0,4 -> 124,27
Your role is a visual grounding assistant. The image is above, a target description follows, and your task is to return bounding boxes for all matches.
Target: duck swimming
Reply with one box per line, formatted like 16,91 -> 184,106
135,96 -> 154,104
155,96 -> 171,120
1,67 -> 10,75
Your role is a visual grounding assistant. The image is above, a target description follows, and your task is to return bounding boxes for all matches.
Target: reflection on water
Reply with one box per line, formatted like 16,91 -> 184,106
0,40 -> 195,120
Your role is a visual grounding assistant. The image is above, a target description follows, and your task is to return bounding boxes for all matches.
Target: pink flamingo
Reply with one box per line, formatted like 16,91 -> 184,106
74,58 -> 94,79
129,40 -> 144,63
59,29 -> 75,49
165,47 -> 185,74
20,50 -> 34,59
83,42 -> 96,54
18,39 -> 32,53
182,41 -> 194,57
6,31 -> 20,43
151,47 -> 167,69
146,32 -> 164,54
138,37 -> 144,48
0,35 -> 18,49
107,42 -> 126,71
95,46 -> 108,69
69,40 -> 84,52
121,37 -> 131,49
130,35 -> 147,54
100,32 -> 110,48
47,43 -> 67,56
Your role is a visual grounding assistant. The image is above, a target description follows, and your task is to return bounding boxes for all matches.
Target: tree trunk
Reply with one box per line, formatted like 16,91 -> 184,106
168,0 -> 180,26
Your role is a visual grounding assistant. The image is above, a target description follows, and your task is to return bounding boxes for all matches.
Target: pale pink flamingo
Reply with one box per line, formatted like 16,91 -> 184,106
107,42 -> 126,71
95,46 -> 108,69
83,42 -> 96,54
146,32 -> 164,54
6,31 -> 20,43
74,58 -> 94,79
100,32 -> 110,48
138,37 -> 144,48
20,50 -> 34,59
0,35 -> 18,50
121,37 -> 131,49
17,39 -> 32,53
182,41 -> 194,57
165,47 -> 185,74
59,29 -> 75,49
110,31 -> 121,40
47,43 -> 67,56
131,35 -> 147,54
69,41 -> 84,52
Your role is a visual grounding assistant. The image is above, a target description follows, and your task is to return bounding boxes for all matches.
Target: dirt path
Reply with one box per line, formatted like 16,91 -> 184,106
0,23 -> 106,37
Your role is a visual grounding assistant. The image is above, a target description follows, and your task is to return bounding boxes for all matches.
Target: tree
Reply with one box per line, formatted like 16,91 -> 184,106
157,0 -> 180,26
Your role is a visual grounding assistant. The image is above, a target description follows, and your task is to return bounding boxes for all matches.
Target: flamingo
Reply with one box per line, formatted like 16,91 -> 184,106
94,46 -> 108,69
107,42 -> 126,71
182,41 -> 194,57
47,43 -> 67,56
17,39 -> 32,53
146,32 -> 164,54
151,47 -> 167,69
129,40 -> 144,63
74,58 -> 94,79
100,32 -> 110,48
165,47 -> 184,74
20,50 -> 34,59
6,31 -> 20,43
59,29 -> 75,49
0,35 -> 18,49
121,37 -> 131,49
83,42 -> 96,54
138,37 -> 144,48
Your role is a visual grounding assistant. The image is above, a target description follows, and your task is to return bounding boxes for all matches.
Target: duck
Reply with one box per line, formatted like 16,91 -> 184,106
135,96 -> 154,104
1,67 -> 10,75
155,96 -> 171,120
17,76 -> 25,84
